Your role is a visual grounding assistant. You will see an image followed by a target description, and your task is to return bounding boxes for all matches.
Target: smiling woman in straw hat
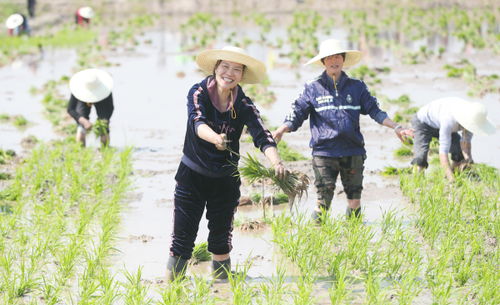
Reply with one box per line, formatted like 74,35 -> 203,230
5,13 -> 30,36
166,46 -> 287,281
411,97 -> 495,181
272,38 -> 412,221
67,68 -> 114,147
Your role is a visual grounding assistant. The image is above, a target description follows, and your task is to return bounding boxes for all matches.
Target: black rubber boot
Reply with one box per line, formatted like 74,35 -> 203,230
346,207 -> 361,218
212,258 -> 231,280
166,255 -> 188,281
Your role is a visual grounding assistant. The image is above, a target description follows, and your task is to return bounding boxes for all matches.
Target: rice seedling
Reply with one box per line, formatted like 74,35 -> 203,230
277,140 -> 308,161
258,264 -> 288,305
227,262 -> 254,305
380,166 -> 412,176
122,267 -> 153,305
192,242 -> 212,263
329,264 -> 351,305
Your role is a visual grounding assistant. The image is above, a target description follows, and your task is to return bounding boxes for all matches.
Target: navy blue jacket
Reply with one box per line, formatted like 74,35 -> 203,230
181,76 -> 276,177
284,71 -> 388,157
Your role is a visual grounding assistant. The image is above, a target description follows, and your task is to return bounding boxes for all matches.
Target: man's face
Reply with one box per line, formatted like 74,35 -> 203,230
322,54 -> 344,78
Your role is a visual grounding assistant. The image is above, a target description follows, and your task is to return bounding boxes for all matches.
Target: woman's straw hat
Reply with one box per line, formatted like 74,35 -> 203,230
305,39 -> 362,68
195,46 -> 266,84
5,14 -> 24,29
449,98 -> 495,136
69,69 -> 113,103
78,6 -> 94,19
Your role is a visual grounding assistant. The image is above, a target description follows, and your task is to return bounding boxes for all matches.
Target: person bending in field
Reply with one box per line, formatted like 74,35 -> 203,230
75,6 -> 94,27
272,39 -> 412,222
410,97 -> 495,182
166,46 -> 287,281
67,69 -> 114,147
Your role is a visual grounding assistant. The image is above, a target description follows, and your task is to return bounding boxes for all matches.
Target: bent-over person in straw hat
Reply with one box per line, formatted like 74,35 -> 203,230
67,68 -> 114,147
273,39 -> 412,221
410,97 -> 495,182
75,6 -> 94,27
167,46 -> 287,281
5,13 -> 30,36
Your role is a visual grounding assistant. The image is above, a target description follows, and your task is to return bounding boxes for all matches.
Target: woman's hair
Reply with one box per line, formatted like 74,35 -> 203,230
213,60 -> 246,76
320,52 -> 346,64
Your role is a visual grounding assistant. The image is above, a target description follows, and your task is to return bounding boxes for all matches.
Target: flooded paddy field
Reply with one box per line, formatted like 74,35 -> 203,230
0,0 -> 499,304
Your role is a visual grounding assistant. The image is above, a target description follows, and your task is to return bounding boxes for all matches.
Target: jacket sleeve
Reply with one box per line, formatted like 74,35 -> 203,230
67,94 -> 81,122
242,98 -> 276,152
359,81 -> 388,124
186,83 -> 207,131
283,85 -> 313,131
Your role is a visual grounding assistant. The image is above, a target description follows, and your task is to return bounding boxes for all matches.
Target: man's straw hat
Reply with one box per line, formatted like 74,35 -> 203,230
448,97 -> 495,136
69,69 -> 113,103
195,46 -> 266,84
5,14 -> 24,29
305,39 -> 362,68
78,6 -> 94,19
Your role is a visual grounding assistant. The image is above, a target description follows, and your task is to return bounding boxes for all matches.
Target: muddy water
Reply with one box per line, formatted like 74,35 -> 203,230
0,50 -> 74,151
1,22 -> 499,301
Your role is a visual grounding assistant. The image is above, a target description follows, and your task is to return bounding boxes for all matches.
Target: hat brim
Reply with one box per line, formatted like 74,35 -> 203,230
451,101 -> 496,136
69,69 -> 113,103
305,50 -> 362,68
196,49 -> 266,84
6,14 -> 23,29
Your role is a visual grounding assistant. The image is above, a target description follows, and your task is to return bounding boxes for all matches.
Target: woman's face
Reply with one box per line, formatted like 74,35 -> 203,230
214,60 -> 244,90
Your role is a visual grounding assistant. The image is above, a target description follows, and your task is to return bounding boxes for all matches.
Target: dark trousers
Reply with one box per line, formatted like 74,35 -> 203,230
312,155 -> 365,210
411,116 -> 464,168
28,0 -> 36,18
170,162 -> 240,259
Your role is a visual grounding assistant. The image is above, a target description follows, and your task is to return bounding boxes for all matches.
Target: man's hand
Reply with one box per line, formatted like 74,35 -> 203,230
394,125 -> 414,142
271,125 -> 290,144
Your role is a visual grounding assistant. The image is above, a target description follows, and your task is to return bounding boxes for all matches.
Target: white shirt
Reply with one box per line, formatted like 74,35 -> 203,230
417,98 -> 472,154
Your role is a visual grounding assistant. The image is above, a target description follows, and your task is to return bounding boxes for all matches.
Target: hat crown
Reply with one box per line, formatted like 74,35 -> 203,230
319,39 -> 344,55
83,75 -> 101,90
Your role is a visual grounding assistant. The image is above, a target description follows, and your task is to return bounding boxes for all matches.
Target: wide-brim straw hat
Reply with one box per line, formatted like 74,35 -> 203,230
5,13 -> 24,29
195,46 -> 266,84
448,98 -> 495,136
305,39 -> 362,68
79,6 -> 94,19
69,69 -> 113,103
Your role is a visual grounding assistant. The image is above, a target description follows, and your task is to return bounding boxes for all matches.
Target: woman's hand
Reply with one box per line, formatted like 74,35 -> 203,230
273,161 -> 288,180
78,117 -> 92,130
215,133 -> 229,151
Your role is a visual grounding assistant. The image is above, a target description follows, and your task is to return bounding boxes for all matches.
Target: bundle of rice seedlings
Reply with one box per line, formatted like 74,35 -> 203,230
237,152 -> 309,211
192,242 -> 211,263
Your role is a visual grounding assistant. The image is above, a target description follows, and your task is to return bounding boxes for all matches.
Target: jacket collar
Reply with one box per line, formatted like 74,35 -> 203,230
321,70 -> 348,92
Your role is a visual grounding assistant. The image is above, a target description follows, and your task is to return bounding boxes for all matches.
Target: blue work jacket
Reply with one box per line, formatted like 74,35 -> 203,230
284,71 -> 388,157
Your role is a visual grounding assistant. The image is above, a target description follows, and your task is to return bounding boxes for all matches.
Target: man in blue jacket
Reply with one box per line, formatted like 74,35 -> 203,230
273,39 -> 411,220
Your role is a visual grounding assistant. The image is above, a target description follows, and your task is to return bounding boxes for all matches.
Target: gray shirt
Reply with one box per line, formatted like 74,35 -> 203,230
417,97 -> 472,154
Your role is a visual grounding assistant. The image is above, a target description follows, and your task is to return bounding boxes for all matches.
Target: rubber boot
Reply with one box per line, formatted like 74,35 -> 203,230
346,207 -> 361,218
166,255 -> 188,282
212,258 -> 231,280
